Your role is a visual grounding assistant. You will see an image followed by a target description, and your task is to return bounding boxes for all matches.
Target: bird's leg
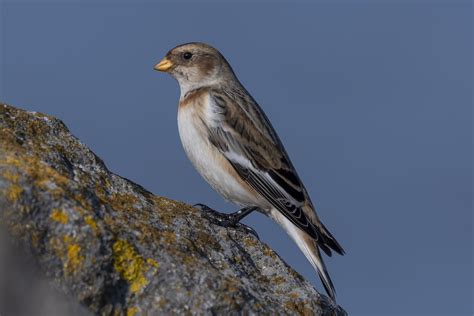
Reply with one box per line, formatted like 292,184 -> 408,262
194,204 -> 260,239
228,206 -> 258,224
194,204 -> 258,225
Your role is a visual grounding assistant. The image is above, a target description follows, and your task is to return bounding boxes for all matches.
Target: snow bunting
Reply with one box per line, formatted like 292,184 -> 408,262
154,42 -> 344,300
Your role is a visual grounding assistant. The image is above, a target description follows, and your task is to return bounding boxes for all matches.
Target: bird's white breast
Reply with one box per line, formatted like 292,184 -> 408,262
177,94 -> 259,207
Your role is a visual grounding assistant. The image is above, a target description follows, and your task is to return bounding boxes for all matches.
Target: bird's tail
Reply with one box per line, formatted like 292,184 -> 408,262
314,219 -> 345,257
300,235 -> 336,300
270,209 -> 337,300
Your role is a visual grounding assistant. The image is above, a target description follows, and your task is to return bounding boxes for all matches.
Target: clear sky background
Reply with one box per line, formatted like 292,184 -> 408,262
1,1 -> 472,315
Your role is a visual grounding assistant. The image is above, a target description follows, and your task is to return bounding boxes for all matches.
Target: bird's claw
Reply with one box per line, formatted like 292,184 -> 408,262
194,203 -> 260,239
236,225 -> 260,240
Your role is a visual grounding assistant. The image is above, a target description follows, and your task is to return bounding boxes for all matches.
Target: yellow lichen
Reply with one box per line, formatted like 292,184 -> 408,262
146,258 -> 159,268
6,184 -> 23,201
243,237 -> 259,248
283,301 -> 313,316
49,235 -> 84,275
287,292 -> 300,299
2,169 -> 22,201
233,255 -> 242,265
26,118 -> 50,136
262,245 -> 276,258
218,278 -> 242,307
73,193 -> 92,210
84,215 -> 98,231
65,243 -> 83,274
3,155 -> 69,199
50,208 -> 69,224
272,275 -> 286,285
110,193 -> 140,211
152,197 -> 197,225
36,179 -> 65,198
160,230 -> 176,244
126,307 -> 139,316
30,232 -> 40,248
112,239 -> 158,293
196,231 -> 221,251
2,170 -> 20,182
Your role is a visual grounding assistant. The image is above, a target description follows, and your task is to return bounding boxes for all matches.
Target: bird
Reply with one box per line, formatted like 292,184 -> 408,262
154,42 -> 344,300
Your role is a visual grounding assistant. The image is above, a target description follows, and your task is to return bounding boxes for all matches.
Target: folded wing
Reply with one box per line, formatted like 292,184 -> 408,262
206,88 -> 344,256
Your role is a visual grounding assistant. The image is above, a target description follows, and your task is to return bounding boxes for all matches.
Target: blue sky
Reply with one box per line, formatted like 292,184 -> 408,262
1,1 -> 472,315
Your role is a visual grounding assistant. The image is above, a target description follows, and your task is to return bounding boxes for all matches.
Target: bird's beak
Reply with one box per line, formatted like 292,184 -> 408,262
154,58 -> 173,72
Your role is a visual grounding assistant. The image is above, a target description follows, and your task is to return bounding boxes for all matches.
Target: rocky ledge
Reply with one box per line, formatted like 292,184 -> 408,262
0,103 -> 346,315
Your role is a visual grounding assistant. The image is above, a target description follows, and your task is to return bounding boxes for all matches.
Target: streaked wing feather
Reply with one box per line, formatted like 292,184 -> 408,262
207,89 -> 319,240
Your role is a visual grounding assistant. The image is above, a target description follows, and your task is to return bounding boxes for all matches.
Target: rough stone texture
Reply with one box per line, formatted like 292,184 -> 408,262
0,228 -> 91,315
0,102 -> 346,315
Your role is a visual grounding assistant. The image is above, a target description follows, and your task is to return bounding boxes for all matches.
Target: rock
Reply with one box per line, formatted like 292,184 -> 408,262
0,228 -> 91,315
0,102 -> 346,315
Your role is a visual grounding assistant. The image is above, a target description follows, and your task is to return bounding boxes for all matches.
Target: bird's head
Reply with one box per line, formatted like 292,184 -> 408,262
154,42 -> 235,97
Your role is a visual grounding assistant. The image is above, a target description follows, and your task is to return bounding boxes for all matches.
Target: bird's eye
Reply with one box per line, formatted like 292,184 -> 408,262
183,52 -> 193,60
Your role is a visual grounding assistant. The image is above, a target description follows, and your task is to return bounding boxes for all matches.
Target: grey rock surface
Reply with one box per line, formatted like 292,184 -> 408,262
0,229 -> 91,316
0,102 -> 346,315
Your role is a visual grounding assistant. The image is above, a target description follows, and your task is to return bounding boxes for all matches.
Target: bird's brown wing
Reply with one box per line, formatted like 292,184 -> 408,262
206,89 -> 320,236
206,88 -> 344,256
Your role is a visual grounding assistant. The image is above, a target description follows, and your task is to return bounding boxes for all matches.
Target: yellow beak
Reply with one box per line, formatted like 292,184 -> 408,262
154,58 -> 173,72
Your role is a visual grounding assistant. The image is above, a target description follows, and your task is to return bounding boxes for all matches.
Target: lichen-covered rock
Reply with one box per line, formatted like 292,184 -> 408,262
0,103 -> 346,315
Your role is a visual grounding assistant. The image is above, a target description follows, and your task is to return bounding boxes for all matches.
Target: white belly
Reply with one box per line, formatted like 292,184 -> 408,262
177,103 -> 259,207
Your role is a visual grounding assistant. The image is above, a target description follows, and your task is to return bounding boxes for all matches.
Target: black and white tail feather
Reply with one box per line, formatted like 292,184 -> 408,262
272,206 -> 343,301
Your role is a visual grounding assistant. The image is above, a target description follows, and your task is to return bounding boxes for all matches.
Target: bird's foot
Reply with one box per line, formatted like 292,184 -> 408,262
194,204 -> 260,239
